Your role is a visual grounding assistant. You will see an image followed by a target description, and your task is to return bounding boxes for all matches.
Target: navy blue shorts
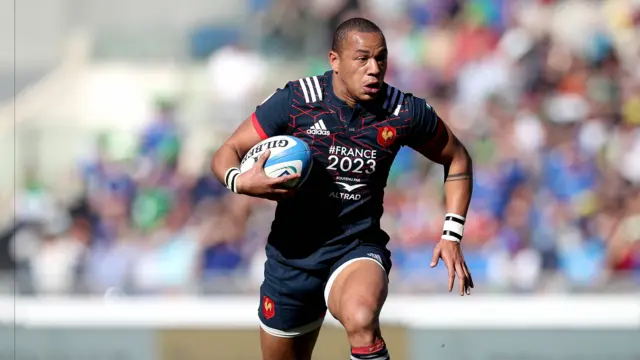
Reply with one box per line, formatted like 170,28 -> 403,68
257,242 -> 391,337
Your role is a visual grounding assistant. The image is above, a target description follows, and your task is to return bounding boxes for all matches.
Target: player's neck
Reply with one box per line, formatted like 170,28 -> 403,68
331,73 -> 358,108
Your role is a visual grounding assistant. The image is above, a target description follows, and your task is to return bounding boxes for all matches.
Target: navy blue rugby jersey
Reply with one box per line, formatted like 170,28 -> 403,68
251,70 -> 441,268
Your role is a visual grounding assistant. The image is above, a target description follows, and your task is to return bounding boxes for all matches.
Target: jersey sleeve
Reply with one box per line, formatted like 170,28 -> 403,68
251,83 -> 293,140
404,96 -> 442,150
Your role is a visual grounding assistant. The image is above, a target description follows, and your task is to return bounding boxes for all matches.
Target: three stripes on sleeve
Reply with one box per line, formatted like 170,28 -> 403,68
298,76 -> 323,103
296,76 -> 405,117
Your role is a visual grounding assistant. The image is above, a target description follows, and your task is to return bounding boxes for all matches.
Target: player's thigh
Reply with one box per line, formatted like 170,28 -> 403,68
325,250 -> 390,323
260,326 -> 321,360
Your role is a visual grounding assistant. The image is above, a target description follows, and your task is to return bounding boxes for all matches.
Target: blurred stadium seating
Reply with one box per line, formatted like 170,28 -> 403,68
3,0 -> 640,298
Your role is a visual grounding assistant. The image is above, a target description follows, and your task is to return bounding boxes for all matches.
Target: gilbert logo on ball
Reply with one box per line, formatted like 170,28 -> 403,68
240,135 -> 313,189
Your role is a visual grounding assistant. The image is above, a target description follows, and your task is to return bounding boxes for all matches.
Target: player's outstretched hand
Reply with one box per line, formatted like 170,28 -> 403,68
235,149 -> 300,201
430,239 -> 474,296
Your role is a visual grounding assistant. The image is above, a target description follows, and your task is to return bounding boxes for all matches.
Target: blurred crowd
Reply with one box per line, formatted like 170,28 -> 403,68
6,0 -> 640,296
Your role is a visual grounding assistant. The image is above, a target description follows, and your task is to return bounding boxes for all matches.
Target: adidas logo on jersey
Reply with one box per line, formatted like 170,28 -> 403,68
307,120 -> 331,136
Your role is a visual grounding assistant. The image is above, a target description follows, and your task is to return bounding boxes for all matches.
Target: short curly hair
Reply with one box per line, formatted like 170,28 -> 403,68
331,18 -> 384,53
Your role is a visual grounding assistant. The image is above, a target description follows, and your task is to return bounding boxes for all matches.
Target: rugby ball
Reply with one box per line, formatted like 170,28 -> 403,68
240,135 -> 312,188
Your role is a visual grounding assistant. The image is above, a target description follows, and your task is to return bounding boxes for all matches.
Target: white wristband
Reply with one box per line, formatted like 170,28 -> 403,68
441,213 -> 465,242
224,167 -> 241,193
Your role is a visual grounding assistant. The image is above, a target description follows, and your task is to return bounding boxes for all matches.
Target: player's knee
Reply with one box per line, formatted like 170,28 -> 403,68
341,303 -> 378,345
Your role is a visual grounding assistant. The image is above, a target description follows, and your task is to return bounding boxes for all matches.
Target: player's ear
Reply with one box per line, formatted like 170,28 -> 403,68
329,50 -> 339,73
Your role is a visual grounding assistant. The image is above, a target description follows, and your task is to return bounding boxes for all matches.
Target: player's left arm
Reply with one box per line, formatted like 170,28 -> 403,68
412,116 -> 472,218
406,97 -> 474,296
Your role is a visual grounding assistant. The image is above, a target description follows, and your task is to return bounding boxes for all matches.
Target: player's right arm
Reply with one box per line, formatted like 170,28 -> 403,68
210,85 -> 300,200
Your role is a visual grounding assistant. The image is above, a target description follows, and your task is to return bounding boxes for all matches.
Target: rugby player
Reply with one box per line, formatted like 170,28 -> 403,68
211,17 -> 474,360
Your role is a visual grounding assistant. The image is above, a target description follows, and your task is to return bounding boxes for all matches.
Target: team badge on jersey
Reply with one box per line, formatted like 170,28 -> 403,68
263,296 -> 275,319
377,126 -> 397,147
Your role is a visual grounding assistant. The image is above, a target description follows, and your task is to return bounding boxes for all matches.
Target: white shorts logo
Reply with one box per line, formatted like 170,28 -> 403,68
367,253 -> 382,264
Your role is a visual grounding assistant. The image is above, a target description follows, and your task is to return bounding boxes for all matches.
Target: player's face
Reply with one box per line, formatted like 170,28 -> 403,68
330,31 -> 388,102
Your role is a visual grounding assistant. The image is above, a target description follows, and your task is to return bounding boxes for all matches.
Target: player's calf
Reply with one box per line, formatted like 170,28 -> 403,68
339,297 -> 389,360
326,258 -> 390,359
260,327 -> 321,360
340,299 -> 380,346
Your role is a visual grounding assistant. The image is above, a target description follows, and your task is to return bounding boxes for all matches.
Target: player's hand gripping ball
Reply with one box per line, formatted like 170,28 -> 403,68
240,135 -> 313,189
